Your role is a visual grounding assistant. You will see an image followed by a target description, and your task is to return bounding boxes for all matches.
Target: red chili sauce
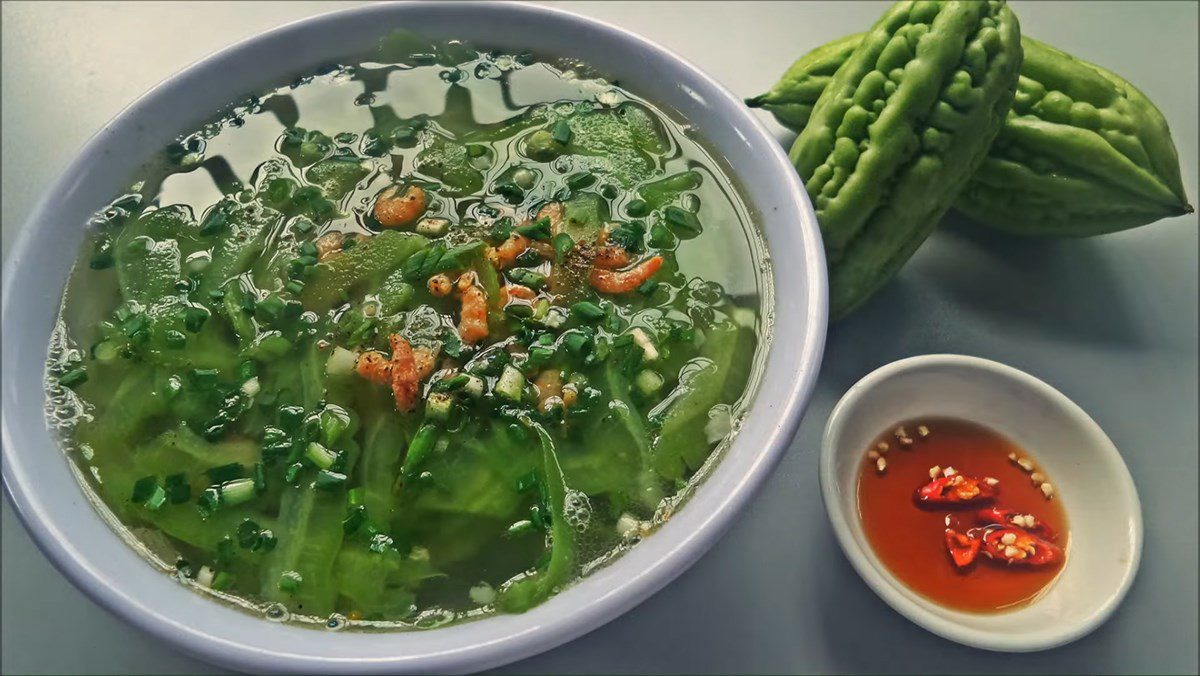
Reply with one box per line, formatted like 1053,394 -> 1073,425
856,417 -> 1068,613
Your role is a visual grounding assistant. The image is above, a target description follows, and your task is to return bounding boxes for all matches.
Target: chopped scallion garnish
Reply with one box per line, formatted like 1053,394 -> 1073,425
305,442 -> 338,470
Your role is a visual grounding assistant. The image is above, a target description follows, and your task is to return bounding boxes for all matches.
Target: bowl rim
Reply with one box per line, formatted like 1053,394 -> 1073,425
818,353 -> 1143,652
1,1 -> 827,672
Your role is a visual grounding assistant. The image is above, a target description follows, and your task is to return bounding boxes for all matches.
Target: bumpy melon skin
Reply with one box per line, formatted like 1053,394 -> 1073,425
788,0 -> 1023,318
758,33 -> 1193,241
955,37 -> 1193,237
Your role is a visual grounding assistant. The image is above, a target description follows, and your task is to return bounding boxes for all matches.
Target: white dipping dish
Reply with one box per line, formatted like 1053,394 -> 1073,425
820,354 -> 1142,652
0,2 -> 826,673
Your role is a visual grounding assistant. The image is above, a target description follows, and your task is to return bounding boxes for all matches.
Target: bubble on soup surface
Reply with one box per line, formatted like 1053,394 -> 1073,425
44,321 -> 90,431
326,613 -> 347,631
264,603 -> 290,622
415,607 -> 457,628
563,490 -> 593,533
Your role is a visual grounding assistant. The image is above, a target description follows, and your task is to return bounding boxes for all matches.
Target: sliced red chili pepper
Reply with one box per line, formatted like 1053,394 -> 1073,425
980,527 -> 1063,566
944,528 -> 981,568
914,475 -> 997,506
976,507 -> 1057,540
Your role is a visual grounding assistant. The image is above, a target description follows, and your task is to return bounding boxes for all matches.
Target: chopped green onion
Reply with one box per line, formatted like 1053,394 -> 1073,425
210,571 -> 234,591
631,327 -> 660,361
252,462 -> 267,494
516,216 -> 552,240
431,374 -> 469,393
163,375 -> 183,399
164,330 -> 187,349
425,392 -> 455,421
634,369 -> 665,396
240,377 -> 260,397
195,565 -> 215,588
205,462 -> 244,484
488,217 -> 515,243
508,268 -> 547,290
325,346 -> 358,376
131,476 -> 158,503
570,301 -> 605,322
505,303 -> 534,319
462,375 -> 485,398
527,346 -> 554,367
514,247 -> 541,267
314,470 -> 347,490
305,442 -> 338,470
237,519 -> 263,548
416,217 -> 451,237
319,408 -> 350,446
255,295 -> 287,321
400,424 -> 439,479
164,473 -> 191,504
184,306 -> 209,333
664,206 -> 702,234
219,478 -> 257,506
199,208 -> 229,236
347,488 -> 365,507
637,279 -> 659,296
343,505 -> 367,534
278,571 -> 303,592
649,222 -> 675,249
121,313 -> 150,337
188,369 -> 220,389
551,232 -> 574,261
91,341 -> 119,362
197,486 -> 221,516
563,330 -> 591,356
566,171 -> 596,191
284,462 -> 303,484
550,119 -> 572,145
278,405 -> 305,431
495,365 -> 527,403
540,307 -> 568,330
625,199 -> 649,218
59,367 -> 88,388
253,529 -> 277,552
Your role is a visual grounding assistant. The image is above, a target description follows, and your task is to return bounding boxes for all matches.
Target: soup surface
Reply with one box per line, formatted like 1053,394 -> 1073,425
857,418 -> 1068,613
45,32 -> 770,628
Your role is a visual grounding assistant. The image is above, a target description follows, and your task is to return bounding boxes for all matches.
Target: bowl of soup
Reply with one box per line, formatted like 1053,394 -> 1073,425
1,2 -> 825,672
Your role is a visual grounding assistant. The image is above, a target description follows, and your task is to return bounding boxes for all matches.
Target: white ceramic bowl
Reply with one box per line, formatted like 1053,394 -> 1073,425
820,354 -> 1142,652
0,2 -> 827,673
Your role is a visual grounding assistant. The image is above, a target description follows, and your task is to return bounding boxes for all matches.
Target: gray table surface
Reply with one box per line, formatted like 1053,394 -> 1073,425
2,2 -> 1197,673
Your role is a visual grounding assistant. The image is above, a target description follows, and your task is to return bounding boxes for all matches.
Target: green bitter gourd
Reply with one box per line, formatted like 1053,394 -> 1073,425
789,0 -> 1023,318
754,34 -> 1193,238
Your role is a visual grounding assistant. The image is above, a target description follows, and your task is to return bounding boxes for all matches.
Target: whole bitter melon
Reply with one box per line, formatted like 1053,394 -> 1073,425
746,33 -> 864,131
754,34 -> 1193,238
790,1 -> 1022,318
